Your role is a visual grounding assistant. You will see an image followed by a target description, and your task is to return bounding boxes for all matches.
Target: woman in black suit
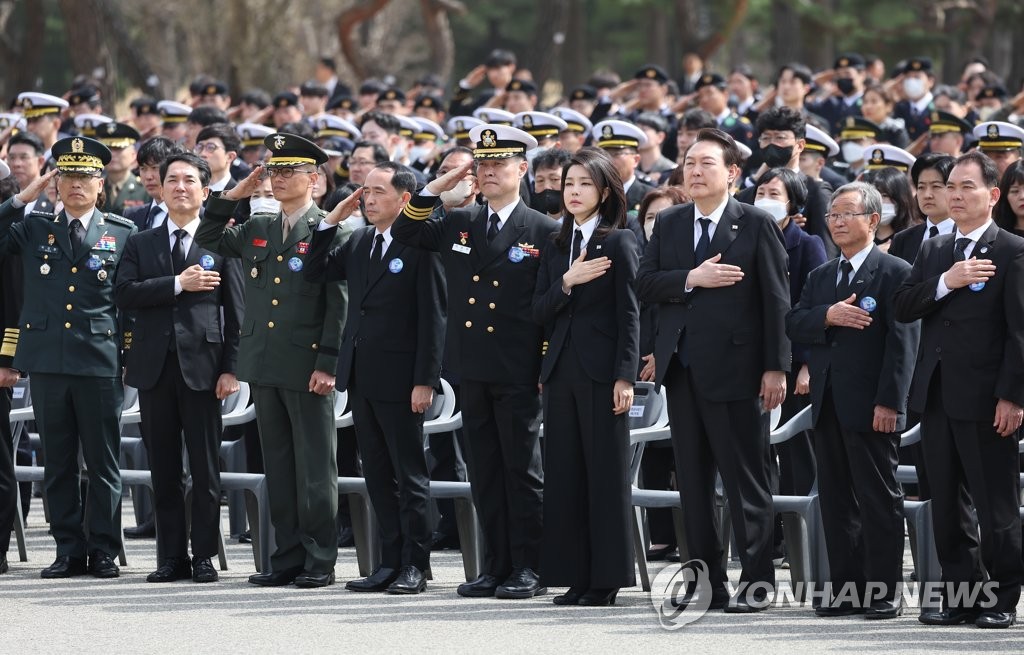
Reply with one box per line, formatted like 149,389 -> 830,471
533,147 -> 640,606
994,160 -> 1024,237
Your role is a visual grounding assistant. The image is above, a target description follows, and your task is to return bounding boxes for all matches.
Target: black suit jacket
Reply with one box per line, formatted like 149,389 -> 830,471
636,196 -> 792,400
532,227 -> 639,383
305,224 -> 446,402
114,224 -> 244,391
393,194 -> 559,384
786,247 -> 919,432
888,222 -> 926,265
893,223 -> 1024,421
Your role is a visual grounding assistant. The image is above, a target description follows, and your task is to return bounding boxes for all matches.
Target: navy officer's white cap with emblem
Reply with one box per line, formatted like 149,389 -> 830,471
468,124 -> 538,159
804,124 -> 840,158
513,111 -> 568,139
72,113 -> 113,137
472,107 -> 515,126
235,122 -> 274,148
591,119 -> 648,149
0,155 -> 9,180
973,121 -> 1024,152
396,115 -> 421,139
17,92 -> 69,119
864,143 -> 916,172
0,112 -> 26,132
412,117 -> 446,143
312,114 -> 361,141
550,107 -> 593,135
446,116 -> 483,141
157,100 -> 193,124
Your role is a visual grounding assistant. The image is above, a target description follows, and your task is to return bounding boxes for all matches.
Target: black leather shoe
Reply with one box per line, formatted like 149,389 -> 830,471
0,553 -> 8,574
41,555 -> 88,578
918,607 -> 979,625
670,587 -> 730,610
496,567 -> 546,599
387,565 -> 427,594
248,565 -> 303,587
975,611 -> 1016,629
553,586 -> 587,606
294,570 -> 335,588
336,527 -> 354,548
346,566 -> 399,592
724,591 -> 771,613
237,531 -> 252,544
123,519 -> 156,538
815,601 -> 866,617
146,557 -> 192,583
646,545 -> 676,562
192,558 -> 218,583
864,598 -> 903,619
457,574 -> 502,598
88,551 -> 120,578
578,588 -> 619,606
430,531 -> 461,551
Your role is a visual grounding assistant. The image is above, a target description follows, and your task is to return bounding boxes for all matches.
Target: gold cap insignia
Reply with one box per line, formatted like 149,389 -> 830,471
510,81 -> 522,90
273,135 -> 286,150
910,61 -> 922,70
456,120 -> 464,131
206,85 -> 218,95
931,111 -> 940,122
71,138 -> 84,153
871,149 -> 884,163
106,123 -> 116,134
838,58 -> 849,67
988,124 -> 1000,138
523,115 -> 533,128
846,116 -> 855,127
646,69 -> 657,79
481,130 -> 497,148
602,125 -> 613,138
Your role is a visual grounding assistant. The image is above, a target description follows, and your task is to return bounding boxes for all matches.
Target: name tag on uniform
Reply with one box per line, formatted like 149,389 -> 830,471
452,244 -> 471,254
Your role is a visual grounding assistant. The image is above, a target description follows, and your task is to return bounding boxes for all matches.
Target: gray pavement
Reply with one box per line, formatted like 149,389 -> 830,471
1,499 -> 1021,653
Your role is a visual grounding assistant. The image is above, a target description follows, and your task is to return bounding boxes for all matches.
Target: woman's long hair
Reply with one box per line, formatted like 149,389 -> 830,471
552,147 -> 627,250
995,160 -> 1024,232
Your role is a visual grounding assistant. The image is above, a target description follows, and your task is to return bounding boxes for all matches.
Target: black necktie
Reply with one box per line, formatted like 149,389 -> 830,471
69,218 -> 85,251
487,213 -> 500,243
172,229 -> 188,274
571,229 -> 583,262
928,225 -> 939,239
837,259 -> 853,299
953,237 -> 971,262
369,233 -> 384,269
694,218 -> 711,264
144,203 -> 161,230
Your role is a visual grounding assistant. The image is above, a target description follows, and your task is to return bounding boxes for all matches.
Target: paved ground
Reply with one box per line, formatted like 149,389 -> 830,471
2,499 -> 1021,653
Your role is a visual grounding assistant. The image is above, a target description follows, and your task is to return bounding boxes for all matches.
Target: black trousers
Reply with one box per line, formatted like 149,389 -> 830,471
921,371 -> 1023,612
814,392 -> 904,602
0,387 -> 15,555
541,343 -> 634,588
349,379 -> 432,571
139,350 -> 222,561
460,379 -> 544,577
663,359 -> 775,593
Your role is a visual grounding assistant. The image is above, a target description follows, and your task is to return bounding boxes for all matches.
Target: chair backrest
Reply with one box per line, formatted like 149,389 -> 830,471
425,378 -> 456,423
221,380 -> 250,416
627,381 -> 666,431
122,385 -> 140,412
899,423 -> 921,448
9,378 -> 31,455
334,389 -> 349,420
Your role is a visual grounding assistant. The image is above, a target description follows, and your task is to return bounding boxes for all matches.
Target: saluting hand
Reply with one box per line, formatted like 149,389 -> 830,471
943,258 -> 995,290
562,249 -> 610,292
223,165 -> 264,202
15,168 -> 58,205
826,294 -> 872,329
425,159 -> 474,196
323,186 -> 363,226
178,264 -> 220,292
686,253 -> 743,289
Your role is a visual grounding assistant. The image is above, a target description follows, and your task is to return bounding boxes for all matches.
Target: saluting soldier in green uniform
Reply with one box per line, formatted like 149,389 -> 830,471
0,136 -> 137,579
99,122 -> 150,216
195,133 -> 350,588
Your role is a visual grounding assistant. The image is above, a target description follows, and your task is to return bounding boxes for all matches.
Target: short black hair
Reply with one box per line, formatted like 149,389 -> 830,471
633,112 -> 669,134
319,57 -> 336,71
532,147 -> 572,174
694,128 -> 742,168
359,110 -> 401,135
196,123 -> 241,154
138,136 -> 185,167
955,150 -> 1000,188
369,160 -> 417,194
776,62 -> 813,86
240,89 -> 271,108
758,167 -> 807,215
8,131 -> 45,155
680,108 -> 717,131
755,105 -> 806,139
160,152 -> 212,187
186,105 -> 228,127
911,153 -> 955,186
278,121 -> 316,140
351,140 -> 390,163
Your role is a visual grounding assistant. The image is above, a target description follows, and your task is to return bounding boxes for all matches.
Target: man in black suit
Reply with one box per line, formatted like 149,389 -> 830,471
305,162 -> 446,595
888,154 -> 956,266
636,128 -> 791,613
392,124 -> 558,599
894,152 -> 1024,629
786,182 -> 919,619
114,152 -> 244,583
124,137 -> 185,232
0,162 -> 18,575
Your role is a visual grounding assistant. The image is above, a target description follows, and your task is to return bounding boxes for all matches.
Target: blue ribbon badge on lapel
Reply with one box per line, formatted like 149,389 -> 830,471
859,296 -> 877,312
389,258 -> 404,274
969,282 -> 985,292
508,246 -> 525,263
86,255 -> 103,271
199,254 -> 215,270
287,256 -> 303,272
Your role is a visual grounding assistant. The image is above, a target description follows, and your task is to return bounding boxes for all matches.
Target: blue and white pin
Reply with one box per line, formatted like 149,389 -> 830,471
971,245 -> 989,291
287,256 -> 303,272
859,296 -> 877,312
199,254 -> 216,270
388,257 -> 404,274
508,246 -> 525,263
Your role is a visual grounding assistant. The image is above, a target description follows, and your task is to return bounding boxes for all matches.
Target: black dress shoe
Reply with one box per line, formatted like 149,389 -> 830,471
88,551 -> 120,578
346,566 -> 399,592
294,570 -> 335,588
457,574 -> 502,598
646,545 -> 676,562
864,598 -> 903,619
815,601 -> 866,617
430,531 -> 461,551
248,565 -> 303,587
337,527 -> 355,548
670,587 -> 730,610
192,558 -> 219,583
724,591 -> 771,613
578,588 -> 619,606
387,565 -> 427,594
975,611 -> 1016,629
123,519 -> 156,538
146,558 -> 192,583
918,607 -> 979,625
237,531 -> 252,544
0,553 -> 8,574
553,586 -> 587,606
496,567 -> 546,599
41,555 -> 88,579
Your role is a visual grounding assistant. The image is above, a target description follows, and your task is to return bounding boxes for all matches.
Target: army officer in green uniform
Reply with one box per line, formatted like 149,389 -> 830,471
195,133 -> 350,588
98,122 -> 150,216
0,136 -> 137,579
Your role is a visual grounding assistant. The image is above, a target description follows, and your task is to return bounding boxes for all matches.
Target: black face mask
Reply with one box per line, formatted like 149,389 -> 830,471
761,144 -> 794,168
533,188 -> 562,215
836,77 -> 856,96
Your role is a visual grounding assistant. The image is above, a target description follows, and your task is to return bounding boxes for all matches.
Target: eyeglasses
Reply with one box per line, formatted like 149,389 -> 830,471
347,159 -> 376,167
757,134 -> 795,147
825,212 -> 871,224
194,142 -> 224,154
267,167 -> 315,179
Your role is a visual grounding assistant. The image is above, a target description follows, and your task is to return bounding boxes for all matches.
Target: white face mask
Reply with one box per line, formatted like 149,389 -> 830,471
408,145 -> 433,164
249,197 -> 281,215
841,142 -> 865,164
438,178 -> 474,206
903,77 -> 927,101
879,202 -> 896,225
977,106 -> 997,122
754,197 -> 789,223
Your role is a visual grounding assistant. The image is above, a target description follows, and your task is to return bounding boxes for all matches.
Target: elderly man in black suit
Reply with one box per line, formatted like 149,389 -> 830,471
637,128 -> 791,613
787,181 -> 919,619
894,151 -> 1024,629
114,152 -> 244,583
305,162 -> 446,595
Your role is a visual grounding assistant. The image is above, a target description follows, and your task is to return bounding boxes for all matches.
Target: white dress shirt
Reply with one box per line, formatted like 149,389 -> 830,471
935,219 -> 992,300
169,217 -> 201,295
